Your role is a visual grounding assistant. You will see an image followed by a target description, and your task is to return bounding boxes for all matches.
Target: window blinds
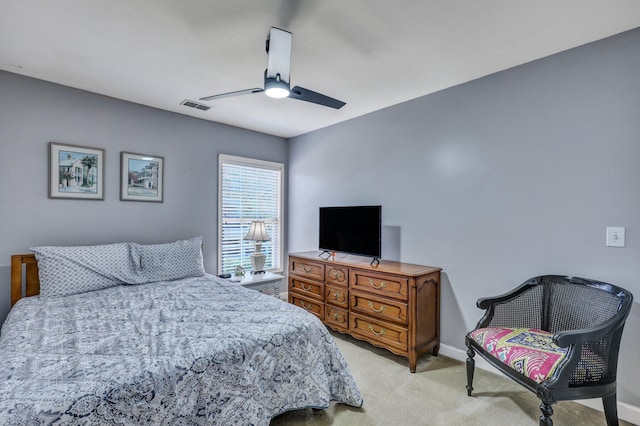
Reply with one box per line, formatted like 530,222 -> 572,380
219,159 -> 282,274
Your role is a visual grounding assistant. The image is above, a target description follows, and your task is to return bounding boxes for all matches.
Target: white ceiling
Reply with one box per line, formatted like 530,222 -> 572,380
2,1 -> 640,138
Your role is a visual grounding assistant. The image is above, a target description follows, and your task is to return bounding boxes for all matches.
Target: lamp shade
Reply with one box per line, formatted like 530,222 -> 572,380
243,221 -> 271,242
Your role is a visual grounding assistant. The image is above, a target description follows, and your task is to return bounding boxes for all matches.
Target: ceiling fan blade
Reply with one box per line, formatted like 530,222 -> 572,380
266,27 -> 292,84
199,88 -> 263,102
289,86 -> 346,109
278,0 -> 319,28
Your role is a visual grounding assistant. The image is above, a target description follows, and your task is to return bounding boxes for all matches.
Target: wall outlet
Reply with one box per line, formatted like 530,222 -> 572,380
606,227 -> 625,247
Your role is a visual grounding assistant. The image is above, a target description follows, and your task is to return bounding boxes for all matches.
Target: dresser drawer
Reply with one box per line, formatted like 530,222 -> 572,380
349,313 -> 408,352
325,306 -> 349,332
289,257 -> 325,282
289,294 -> 324,321
325,265 -> 348,286
350,269 -> 408,301
325,284 -> 349,308
289,277 -> 324,301
350,291 -> 407,325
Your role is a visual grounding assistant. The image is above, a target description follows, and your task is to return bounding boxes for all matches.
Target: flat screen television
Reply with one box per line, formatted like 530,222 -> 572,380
319,205 -> 381,259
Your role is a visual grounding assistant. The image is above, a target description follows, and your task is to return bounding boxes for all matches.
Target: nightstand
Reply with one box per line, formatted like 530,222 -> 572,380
229,272 -> 285,298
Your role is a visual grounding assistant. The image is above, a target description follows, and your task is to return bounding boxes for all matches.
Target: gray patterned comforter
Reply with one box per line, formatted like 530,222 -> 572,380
0,275 -> 363,425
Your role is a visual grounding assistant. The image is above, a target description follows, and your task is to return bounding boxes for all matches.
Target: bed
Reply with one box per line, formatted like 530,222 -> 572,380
0,238 -> 363,425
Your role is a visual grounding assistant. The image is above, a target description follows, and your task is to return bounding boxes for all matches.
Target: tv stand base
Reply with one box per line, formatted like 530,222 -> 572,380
319,250 -> 332,259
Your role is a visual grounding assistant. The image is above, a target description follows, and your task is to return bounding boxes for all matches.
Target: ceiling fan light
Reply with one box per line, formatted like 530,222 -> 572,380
264,78 -> 290,98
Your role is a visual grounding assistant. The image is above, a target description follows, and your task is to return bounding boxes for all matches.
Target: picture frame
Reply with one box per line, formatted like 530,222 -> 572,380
49,142 -> 105,200
120,151 -> 164,202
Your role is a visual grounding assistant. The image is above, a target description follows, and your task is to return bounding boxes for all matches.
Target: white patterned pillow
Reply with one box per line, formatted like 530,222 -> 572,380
31,243 -> 144,297
135,236 -> 205,283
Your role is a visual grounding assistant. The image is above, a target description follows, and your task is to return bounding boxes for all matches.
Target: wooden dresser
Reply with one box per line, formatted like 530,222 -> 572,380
288,251 -> 441,373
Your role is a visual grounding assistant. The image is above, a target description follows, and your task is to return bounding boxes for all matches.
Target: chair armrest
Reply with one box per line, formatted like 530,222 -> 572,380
476,277 -> 540,310
553,312 -> 628,347
474,278 -> 543,330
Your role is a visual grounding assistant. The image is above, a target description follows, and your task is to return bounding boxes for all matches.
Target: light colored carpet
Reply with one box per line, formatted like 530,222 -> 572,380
271,331 -> 632,425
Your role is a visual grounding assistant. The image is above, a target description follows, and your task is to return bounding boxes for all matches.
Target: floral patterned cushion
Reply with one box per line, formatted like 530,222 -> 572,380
469,327 -> 568,383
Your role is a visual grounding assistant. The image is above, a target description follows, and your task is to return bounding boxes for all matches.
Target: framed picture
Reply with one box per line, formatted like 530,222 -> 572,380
120,152 -> 164,202
49,142 -> 105,200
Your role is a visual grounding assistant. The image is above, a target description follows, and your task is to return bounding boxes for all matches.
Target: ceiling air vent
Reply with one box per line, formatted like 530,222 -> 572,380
180,99 -> 211,111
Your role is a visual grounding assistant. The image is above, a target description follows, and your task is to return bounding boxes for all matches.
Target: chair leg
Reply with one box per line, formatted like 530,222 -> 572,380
466,347 -> 475,396
539,402 -> 553,426
602,394 -> 619,426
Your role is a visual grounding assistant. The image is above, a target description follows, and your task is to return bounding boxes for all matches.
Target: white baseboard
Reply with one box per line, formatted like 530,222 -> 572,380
617,401 -> 640,425
439,343 -> 640,425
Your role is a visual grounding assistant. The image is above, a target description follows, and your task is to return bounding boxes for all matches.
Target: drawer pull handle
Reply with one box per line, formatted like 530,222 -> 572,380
301,283 -> 312,291
300,301 -> 312,310
330,270 -> 344,281
368,324 -> 387,337
367,301 -> 387,313
332,313 -> 342,321
368,279 -> 387,289
332,292 -> 344,301
303,266 -> 313,273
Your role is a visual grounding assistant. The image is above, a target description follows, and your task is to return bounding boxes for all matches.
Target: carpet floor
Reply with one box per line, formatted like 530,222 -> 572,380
271,331 -> 633,426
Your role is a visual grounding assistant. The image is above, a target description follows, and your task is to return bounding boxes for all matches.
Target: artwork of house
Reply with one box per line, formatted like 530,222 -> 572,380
58,151 -> 97,193
58,155 -> 83,188
127,159 -> 158,195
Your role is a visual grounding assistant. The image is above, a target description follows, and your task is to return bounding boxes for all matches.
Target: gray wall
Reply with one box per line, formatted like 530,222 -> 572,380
0,71 -> 288,324
288,28 -> 640,407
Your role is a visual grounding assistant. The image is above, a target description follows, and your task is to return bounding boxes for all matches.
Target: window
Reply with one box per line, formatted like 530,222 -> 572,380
218,154 -> 283,275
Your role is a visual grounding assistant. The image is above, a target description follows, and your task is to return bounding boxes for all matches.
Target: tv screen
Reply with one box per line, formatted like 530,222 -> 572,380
319,205 -> 381,258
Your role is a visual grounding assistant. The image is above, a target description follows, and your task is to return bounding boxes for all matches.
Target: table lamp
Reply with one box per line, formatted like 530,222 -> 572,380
244,221 -> 271,274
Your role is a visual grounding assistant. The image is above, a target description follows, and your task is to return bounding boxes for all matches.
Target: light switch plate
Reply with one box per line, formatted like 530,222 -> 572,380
606,227 -> 625,247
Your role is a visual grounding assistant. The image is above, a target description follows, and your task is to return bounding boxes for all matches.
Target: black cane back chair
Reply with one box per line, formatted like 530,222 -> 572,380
465,275 -> 633,426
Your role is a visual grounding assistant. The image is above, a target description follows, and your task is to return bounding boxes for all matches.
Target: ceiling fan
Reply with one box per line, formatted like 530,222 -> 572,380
200,27 -> 345,109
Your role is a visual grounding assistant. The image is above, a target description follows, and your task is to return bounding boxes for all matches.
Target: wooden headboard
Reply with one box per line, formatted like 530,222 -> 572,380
10,254 -> 40,307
